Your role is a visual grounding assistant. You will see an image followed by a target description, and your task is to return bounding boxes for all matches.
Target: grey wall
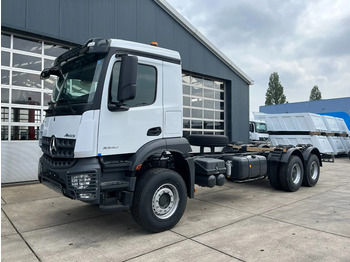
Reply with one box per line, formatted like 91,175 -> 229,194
2,0 -> 250,142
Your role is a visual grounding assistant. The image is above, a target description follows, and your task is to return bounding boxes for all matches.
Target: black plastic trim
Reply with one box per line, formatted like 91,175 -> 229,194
302,146 -> 323,167
130,138 -> 192,171
186,157 -> 195,198
147,127 -> 162,136
39,156 -> 101,204
280,148 -> 304,164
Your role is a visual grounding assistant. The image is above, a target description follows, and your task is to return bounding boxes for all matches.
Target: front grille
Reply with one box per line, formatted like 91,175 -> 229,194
41,136 -> 75,158
41,154 -> 76,169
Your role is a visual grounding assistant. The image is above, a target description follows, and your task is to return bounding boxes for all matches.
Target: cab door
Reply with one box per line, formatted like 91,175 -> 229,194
97,55 -> 163,156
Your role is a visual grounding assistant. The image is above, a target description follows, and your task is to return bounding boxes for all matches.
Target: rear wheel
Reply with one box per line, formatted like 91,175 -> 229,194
279,156 -> 304,192
302,154 -> 320,187
131,168 -> 187,233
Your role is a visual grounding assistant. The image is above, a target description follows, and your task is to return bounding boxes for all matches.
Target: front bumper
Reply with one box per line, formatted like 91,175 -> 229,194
38,155 -> 101,204
38,155 -> 136,208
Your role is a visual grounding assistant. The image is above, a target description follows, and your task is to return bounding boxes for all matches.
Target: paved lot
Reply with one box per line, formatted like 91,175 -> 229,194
2,157 -> 350,261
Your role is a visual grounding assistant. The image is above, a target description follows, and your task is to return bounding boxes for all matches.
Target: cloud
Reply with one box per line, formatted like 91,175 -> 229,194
166,0 -> 350,114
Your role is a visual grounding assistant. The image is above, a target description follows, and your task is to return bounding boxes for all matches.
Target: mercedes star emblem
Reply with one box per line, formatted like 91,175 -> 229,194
49,136 -> 57,156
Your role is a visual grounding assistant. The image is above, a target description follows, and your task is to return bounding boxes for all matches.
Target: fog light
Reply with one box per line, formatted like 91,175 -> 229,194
71,174 -> 91,189
79,193 -> 95,199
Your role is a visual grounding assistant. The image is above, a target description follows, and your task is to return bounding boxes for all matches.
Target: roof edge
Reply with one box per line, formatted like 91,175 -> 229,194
154,0 -> 254,85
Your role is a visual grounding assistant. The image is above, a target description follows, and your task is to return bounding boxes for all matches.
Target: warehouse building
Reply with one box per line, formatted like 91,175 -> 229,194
1,0 -> 253,183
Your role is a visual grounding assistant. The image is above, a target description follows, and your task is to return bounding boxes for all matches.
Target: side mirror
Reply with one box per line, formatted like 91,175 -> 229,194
40,66 -> 63,80
117,56 -> 138,102
40,68 -> 51,80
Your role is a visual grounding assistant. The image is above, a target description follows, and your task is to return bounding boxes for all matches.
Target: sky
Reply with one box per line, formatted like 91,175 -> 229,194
166,0 -> 350,116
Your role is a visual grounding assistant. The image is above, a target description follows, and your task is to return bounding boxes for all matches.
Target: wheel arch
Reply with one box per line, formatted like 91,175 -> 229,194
302,147 -> 323,167
170,151 -> 195,199
130,138 -> 195,198
280,148 -> 305,167
130,138 -> 191,170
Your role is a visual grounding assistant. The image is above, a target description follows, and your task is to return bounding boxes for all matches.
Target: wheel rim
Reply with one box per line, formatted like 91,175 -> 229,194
291,163 -> 301,184
152,183 -> 179,219
310,161 -> 319,180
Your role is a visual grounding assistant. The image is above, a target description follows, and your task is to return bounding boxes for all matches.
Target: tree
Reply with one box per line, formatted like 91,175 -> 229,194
309,85 -> 322,101
265,72 -> 286,105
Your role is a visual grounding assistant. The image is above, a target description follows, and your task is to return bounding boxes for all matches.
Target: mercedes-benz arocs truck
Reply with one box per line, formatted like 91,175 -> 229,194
38,39 -> 322,232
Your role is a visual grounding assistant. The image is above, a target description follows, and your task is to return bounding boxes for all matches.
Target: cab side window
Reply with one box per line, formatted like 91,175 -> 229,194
110,62 -> 157,107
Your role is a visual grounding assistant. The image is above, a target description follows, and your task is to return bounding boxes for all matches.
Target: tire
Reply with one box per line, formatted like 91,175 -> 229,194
302,154 -> 320,187
187,134 -> 229,147
131,168 -> 187,233
279,156 -> 304,192
268,162 -> 282,190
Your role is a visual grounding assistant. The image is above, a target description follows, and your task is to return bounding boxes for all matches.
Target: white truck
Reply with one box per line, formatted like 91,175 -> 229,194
38,39 -> 322,232
249,120 -> 269,143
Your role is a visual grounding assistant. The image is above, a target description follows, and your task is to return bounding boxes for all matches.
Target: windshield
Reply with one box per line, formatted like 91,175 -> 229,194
53,53 -> 105,104
256,123 -> 267,133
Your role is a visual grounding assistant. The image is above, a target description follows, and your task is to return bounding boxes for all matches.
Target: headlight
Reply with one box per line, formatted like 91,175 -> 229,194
70,174 -> 92,190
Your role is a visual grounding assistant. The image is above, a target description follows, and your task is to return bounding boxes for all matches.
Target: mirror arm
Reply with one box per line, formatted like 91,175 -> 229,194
40,66 -> 64,80
108,102 -> 130,112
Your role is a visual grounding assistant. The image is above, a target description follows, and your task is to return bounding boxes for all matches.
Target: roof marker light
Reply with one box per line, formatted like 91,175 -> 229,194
151,42 -> 158,46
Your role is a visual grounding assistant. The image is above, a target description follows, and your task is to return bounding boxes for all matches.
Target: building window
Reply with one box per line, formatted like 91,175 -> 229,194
1,32 -> 70,141
182,73 -> 225,137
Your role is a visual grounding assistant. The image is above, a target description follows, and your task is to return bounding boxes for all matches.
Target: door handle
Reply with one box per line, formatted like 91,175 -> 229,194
147,127 -> 162,136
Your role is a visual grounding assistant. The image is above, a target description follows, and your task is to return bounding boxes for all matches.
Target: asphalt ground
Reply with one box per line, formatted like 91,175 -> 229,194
2,157 -> 350,261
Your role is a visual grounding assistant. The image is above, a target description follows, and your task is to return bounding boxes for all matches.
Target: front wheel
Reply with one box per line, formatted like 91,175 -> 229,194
279,156 -> 304,192
302,154 -> 320,187
131,168 -> 187,233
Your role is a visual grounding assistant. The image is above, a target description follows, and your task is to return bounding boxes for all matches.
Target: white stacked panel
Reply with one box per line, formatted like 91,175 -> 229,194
254,112 -> 350,155
334,117 -> 350,153
327,136 -> 347,154
340,137 -> 350,153
321,115 -> 347,154
254,112 -> 327,132
335,117 -> 350,134
253,112 -> 268,123
269,135 -> 334,154
321,115 -> 341,133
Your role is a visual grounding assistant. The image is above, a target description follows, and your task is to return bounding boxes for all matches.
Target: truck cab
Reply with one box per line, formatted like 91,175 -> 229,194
39,38 -> 195,232
249,120 -> 269,143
